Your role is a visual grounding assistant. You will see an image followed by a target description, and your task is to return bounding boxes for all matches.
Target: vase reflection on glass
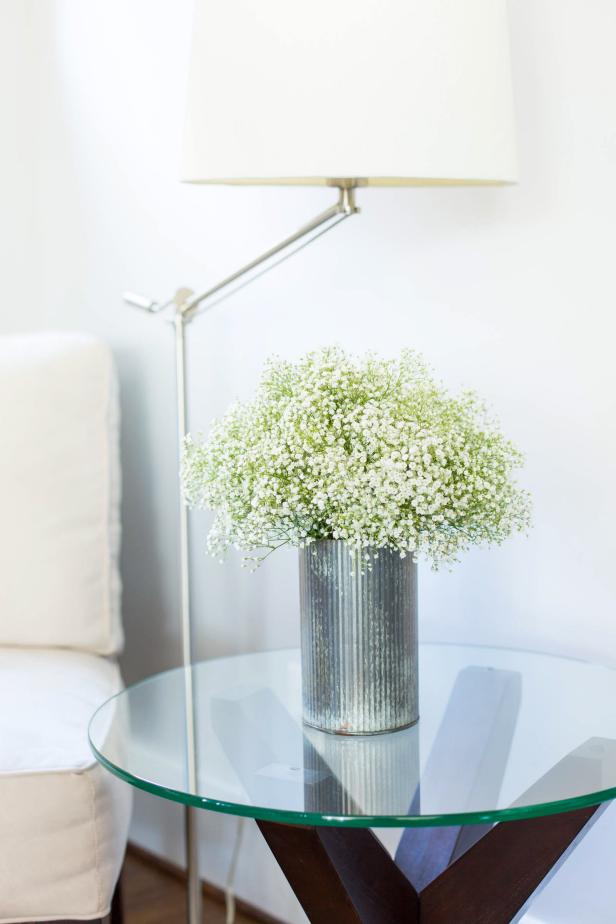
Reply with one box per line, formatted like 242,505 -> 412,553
299,540 -> 418,735
302,722 -> 421,815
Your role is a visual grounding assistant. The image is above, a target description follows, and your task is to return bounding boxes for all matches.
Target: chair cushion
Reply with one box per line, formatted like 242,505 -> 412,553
0,332 -> 122,654
0,648 -> 132,922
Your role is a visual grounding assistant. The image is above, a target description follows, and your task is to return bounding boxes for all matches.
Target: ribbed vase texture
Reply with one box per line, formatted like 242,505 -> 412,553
299,540 -> 418,735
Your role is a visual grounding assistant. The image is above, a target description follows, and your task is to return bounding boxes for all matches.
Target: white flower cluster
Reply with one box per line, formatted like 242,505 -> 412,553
182,347 -> 531,568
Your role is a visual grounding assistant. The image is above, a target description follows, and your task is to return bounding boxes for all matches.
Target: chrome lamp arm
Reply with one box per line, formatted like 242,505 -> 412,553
123,182 -> 359,322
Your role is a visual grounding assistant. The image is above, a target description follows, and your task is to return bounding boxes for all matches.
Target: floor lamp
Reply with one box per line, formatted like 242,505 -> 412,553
125,1 -> 517,921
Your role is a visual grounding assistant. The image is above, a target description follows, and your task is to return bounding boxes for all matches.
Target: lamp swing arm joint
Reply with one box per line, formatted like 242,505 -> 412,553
180,182 -> 359,322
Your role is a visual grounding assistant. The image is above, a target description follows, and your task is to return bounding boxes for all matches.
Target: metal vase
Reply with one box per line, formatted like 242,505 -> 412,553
299,540 -> 418,735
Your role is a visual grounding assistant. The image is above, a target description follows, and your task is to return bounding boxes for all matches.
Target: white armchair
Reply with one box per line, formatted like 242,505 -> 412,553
0,333 -> 131,923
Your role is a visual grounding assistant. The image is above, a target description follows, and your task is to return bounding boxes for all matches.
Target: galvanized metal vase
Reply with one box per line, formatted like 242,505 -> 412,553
299,540 -> 418,735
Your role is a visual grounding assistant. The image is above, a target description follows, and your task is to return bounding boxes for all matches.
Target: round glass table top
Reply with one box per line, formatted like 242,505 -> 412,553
89,645 -> 616,828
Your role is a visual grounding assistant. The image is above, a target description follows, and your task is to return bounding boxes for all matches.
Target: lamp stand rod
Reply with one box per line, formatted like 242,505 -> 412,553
124,180 -> 360,924
174,308 -> 203,924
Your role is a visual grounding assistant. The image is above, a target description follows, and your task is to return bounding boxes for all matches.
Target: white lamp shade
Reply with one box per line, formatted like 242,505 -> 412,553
182,0 -> 517,186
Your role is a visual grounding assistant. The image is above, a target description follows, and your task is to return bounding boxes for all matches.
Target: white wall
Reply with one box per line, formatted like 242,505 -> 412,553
2,1 -> 616,920
0,2 -> 36,309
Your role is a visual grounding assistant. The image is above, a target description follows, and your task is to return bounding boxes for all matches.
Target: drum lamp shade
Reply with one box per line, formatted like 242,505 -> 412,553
181,0 -> 517,186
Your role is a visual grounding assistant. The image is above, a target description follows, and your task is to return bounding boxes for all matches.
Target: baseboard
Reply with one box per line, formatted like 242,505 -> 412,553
126,841 -> 287,924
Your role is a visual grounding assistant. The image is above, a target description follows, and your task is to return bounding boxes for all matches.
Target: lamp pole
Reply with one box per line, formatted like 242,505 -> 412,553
173,303 -> 203,923
124,183 -> 359,924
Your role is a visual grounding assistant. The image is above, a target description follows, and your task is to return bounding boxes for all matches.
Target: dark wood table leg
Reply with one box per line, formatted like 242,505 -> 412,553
395,666 -> 522,891
257,821 -> 420,924
420,802 -> 601,923
259,804 -> 601,924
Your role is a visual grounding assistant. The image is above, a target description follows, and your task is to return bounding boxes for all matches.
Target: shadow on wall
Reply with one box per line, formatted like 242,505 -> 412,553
115,343 -> 184,682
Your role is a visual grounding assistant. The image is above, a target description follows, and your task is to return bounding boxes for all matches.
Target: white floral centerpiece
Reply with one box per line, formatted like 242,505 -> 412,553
182,346 -> 531,568
183,346 -> 531,734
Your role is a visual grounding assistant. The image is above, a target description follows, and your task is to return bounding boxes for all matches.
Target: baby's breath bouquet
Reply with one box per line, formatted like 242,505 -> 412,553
182,347 -> 531,569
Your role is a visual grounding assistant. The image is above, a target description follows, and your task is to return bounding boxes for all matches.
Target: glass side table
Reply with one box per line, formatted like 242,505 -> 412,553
90,645 -> 616,923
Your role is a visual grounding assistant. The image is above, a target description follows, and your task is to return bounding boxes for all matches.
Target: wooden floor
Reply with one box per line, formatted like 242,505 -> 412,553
122,849 -> 261,924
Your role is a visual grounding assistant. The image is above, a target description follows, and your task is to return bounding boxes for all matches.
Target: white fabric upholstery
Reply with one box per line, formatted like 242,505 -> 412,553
0,333 -> 122,654
0,647 -> 132,923
0,333 -> 129,920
